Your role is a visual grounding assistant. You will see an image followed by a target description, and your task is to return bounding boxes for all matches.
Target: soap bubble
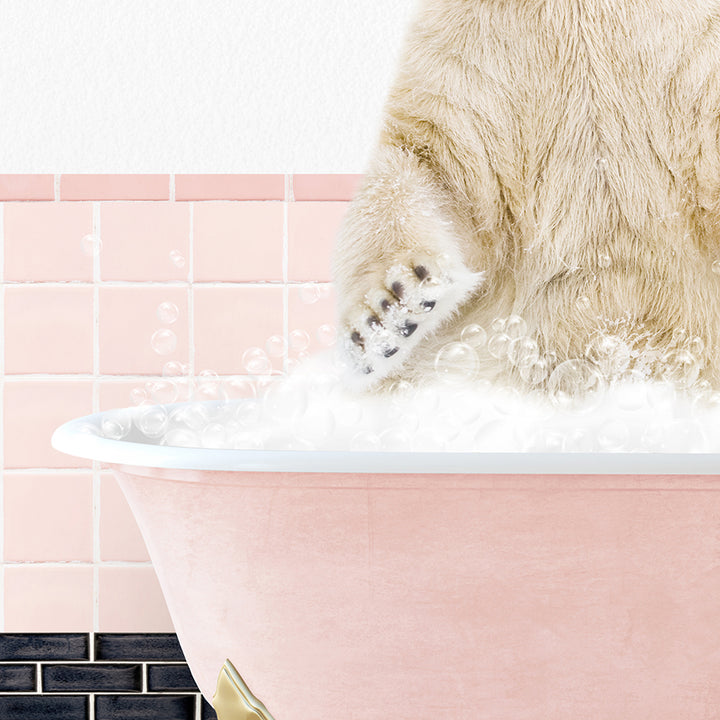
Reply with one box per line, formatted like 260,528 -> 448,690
162,361 -> 188,377
101,409 -> 132,440
487,333 -> 511,359
460,324 -> 487,349
433,342 -> 479,384
135,405 -> 169,438
289,329 -> 311,353
81,234 -> 102,257
201,423 -> 227,449
664,420 -> 705,452
169,249 -> 186,268
162,428 -> 200,448
146,379 -> 178,405
294,407 -> 335,444
317,324 -> 337,347
576,295 -> 592,312
224,376 -> 257,401
351,431 -> 382,451
171,403 -> 211,431
599,252 -> 612,268
232,431 -> 264,450
157,302 -> 179,324
713,259 -> 720,275
548,359 -> 606,411
491,317 -> 506,333
565,428 -> 595,452
597,420 -> 629,451
233,399 -> 262,428
265,335 -> 288,358
505,315 -> 527,339
662,349 -> 700,388
299,284 -> 322,304
380,428 -> 414,450
615,373 -> 649,411
508,336 -> 539,366
130,387 -> 148,406
194,370 -> 228,402
585,334 -> 631,377
151,329 -> 177,355
519,355 -> 550,385
263,381 -> 309,421
242,347 -> 272,375
688,336 -> 705,356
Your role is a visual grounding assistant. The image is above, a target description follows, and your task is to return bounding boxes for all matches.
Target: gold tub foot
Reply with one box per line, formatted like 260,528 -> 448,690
213,659 -> 276,720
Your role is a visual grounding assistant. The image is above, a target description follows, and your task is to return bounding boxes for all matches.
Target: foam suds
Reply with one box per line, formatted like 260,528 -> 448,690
96,351 -> 720,453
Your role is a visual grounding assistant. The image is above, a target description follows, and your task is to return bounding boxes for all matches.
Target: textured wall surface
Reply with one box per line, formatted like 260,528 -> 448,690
0,0 -> 417,171
0,172 -> 358,632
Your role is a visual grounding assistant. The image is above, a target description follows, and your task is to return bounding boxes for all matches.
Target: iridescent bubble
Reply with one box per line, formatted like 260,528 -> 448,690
169,249 -> 186,268
81,234 -> 102,257
136,405 -> 169,438
491,317 -> 506,333
317,324 -> 337,347
101,410 -> 132,440
585,334 -> 631,378
157,302 -> 179,324
234,399 -> 262,428
151,329 -> 177,355
487,333 -> 511,359
519,356 -> 550,385
194,370 -> 228,402
171,403 -> 211,431
460,324 -> 487,349
508,336 -> 539,366
265,335 -> 288,358
289,329 -> 311,352
505,315 -> 527,340
547,359 -> 606,411
712,259 -> 720,275
299,284 -> 321,304
662,349 -> 700,388
433,342 -> 480,384
242,347 -> 272,375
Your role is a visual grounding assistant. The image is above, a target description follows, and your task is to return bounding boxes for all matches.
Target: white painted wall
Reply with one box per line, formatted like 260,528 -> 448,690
0,0 -> 417,172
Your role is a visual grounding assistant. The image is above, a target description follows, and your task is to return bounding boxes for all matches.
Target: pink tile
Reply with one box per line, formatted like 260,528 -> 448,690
194,202 -> 284,281
0,175 -> 55,201
5,566 -> 94,631
100,473 -> 150,562
100,202 -> 189,281
4,380 -> 93,469
4,202 -> 93,281
292,174 -> 362,201
176,174 -> 285,201
60,175 -> 170,200
4,472 -> 93,561
288,284 -> 337,354
194,286 -> 284,374
4,286 -> 94,374
287,202 -> 348,281
99,286 -> 189,375
98,566 -> 174,632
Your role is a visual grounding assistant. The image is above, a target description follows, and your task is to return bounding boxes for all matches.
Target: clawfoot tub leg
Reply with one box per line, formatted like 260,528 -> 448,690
213,660 -> 276,720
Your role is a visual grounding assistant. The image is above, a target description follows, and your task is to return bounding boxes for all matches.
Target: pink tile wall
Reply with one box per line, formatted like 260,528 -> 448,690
0,174 -> 356,632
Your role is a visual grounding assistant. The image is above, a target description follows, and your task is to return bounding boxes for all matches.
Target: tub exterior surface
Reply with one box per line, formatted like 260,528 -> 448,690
113,467 -> 720,720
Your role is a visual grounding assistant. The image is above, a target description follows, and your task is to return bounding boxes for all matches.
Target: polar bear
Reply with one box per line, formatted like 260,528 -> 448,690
332,0 -> 720,392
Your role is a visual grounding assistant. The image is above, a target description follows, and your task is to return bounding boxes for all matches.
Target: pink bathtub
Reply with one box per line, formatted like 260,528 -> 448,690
53,406 -> 720,719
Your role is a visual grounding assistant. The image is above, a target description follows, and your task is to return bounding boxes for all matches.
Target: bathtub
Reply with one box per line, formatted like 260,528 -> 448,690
53,402 -> 720,719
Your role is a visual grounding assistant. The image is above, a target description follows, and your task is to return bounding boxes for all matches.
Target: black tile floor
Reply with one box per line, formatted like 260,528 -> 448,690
0,633 -> 218,720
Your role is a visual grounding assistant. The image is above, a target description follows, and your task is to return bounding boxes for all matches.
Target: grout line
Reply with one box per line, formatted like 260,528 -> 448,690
1,279 -> 318,287
2,560 -> 153,567
0,202 -> 5,631
283,176 -> 290,374
88,692 -> 95,720
189,203 -> 195,379
36,661 -> 42,692
54,175 -> 60,201
92,203 -> 101,634
142,662 -> 148,693
169,175 -> 176,202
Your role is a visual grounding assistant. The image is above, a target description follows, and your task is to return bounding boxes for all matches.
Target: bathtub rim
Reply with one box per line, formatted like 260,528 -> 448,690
52,406 -> 720,475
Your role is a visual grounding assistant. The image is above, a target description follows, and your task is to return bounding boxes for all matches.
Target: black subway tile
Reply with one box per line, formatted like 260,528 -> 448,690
201,697 -> 219,719
95,634 -> 185,661
147,664 -> 199,692
0,695 -> 88,719
0,633 -> 89,661
95,694 -> 196,720
0,664 -> 36,691
43,664 -> 143,693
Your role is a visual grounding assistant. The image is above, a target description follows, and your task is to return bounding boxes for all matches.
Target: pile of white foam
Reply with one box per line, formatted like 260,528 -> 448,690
95,352 -> 720,453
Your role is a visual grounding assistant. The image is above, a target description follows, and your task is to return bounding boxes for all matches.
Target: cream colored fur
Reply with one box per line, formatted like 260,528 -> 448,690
333,0 -> 720,390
